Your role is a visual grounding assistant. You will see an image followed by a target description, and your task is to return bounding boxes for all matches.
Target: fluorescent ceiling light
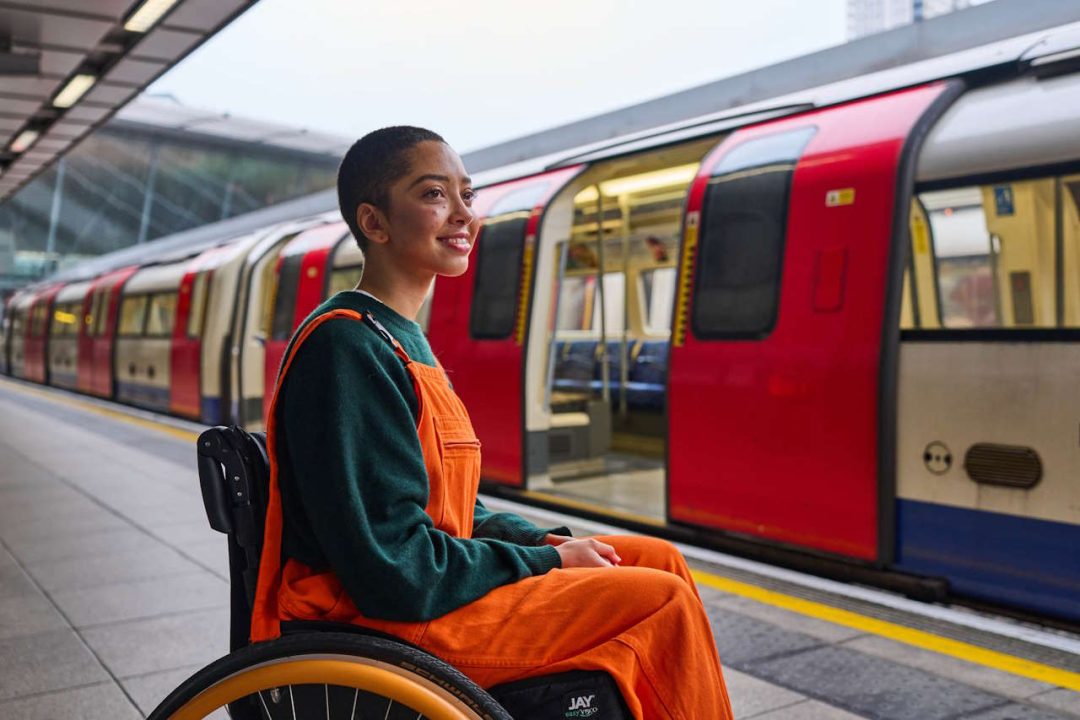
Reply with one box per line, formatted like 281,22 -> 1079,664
575,163 -> 700,203
10,130 -> 40,153
53,74 -> 97,108
124,0 -> 181,32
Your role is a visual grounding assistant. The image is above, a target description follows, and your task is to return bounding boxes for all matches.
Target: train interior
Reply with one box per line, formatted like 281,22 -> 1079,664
523,138 -> 720,522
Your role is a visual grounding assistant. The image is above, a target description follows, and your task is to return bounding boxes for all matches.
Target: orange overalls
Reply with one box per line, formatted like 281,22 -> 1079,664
251,309 -> 733,720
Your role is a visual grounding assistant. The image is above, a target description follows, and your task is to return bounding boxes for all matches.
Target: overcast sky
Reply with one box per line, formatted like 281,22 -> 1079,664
148,0 -> 847,153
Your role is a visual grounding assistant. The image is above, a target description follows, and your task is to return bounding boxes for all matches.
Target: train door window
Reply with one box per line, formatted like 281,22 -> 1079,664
919,177 -> 1068,329
556,274 -> 596,331
692,127 -> 816,338
271,255 -> 303,341
119,295 -> 149,336
85,292 -> 99,335
187,273 -> 209,339
591,271 -> 626,334
93,289 -> 110,337
328,265 -> 363,297
51,304 -> 77,336
1062,174 -> 1080,326
30,303 -> 48,337
470,213 -> 530,339
146,293 -> 178,337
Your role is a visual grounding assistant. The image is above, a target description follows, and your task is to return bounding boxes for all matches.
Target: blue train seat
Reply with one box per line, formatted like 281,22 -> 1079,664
626,340 -> 668,411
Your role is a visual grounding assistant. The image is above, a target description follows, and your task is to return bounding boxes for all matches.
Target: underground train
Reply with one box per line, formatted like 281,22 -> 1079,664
3,24 -> 1079,624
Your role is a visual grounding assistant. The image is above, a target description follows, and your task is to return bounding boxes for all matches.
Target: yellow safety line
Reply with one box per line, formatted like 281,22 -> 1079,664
691,569 -> 1080,691
4,378 -> 1078,690
0,377 -> 200,443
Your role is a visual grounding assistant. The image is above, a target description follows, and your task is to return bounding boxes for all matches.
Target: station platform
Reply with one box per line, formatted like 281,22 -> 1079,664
0,375 -> 1077,719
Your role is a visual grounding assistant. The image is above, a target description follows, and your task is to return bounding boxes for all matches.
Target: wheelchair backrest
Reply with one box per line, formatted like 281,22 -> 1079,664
196,426 -> 270,613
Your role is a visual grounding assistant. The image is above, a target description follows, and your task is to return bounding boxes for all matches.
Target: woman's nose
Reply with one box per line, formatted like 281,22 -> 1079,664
451,197 -> 475,226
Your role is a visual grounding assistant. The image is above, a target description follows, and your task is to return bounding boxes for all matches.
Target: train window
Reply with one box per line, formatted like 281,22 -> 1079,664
97,289 -> 113,337
118,295 -> 149,336
30,303 -> 48,337
51,304 -> 78,336
918,175 -> 1079,329
187,273 -> 209,339
271,255 -> 303,341
85,292 -> 99,335
591,272 -> 626,334
556,275 -> 595,331
470,214 -> 529,339
328,265 -> 363,297
693,127 -> 815,338
146,293 -> 178,337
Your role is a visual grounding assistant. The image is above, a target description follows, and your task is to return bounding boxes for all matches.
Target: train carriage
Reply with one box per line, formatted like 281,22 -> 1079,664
46,280 -> 93,390
4,23 -> 1080,623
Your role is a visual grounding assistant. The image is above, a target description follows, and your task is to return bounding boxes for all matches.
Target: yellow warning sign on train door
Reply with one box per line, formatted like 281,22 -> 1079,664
826,188 -> 856,207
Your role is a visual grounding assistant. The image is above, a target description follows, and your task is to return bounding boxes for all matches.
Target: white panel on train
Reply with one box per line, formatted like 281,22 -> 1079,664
917,73 -> 1080,183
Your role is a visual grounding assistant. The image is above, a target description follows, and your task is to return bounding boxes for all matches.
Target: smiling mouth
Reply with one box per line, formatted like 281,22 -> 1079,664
438,235 -> 471,250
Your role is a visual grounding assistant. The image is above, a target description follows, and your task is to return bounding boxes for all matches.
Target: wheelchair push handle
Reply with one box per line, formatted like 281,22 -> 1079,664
197,427 -> 234,534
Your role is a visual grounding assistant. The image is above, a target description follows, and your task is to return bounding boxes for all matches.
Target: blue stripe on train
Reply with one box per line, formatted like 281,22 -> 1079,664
201,396 -> 222,425
115,381 -> 170,413
896,499 -> 1080,622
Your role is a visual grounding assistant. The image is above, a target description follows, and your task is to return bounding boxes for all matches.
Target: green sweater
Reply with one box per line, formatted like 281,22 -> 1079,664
276,291 -> 563,622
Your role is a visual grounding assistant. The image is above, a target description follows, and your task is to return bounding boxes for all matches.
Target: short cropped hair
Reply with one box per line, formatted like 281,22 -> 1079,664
337,126 -> 446,250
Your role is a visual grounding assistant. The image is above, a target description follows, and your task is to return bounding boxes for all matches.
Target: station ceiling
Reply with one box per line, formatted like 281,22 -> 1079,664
0,0 -> 259,202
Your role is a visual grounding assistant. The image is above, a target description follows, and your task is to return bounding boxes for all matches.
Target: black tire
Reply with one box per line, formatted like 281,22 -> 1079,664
148,632 -> 512,720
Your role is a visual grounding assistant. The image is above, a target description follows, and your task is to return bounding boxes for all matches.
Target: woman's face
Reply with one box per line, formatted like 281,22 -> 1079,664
380,141 -> 478,279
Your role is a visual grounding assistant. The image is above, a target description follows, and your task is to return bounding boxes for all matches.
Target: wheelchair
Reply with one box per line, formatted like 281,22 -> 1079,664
149,426 -> 632,719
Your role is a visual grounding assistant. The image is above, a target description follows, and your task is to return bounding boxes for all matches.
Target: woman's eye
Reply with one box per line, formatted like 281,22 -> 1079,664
463,190 -> 477,204
424,188 -> 445,200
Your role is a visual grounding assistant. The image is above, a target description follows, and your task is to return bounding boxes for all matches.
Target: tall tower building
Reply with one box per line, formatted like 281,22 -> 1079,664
847,0 -> 977,40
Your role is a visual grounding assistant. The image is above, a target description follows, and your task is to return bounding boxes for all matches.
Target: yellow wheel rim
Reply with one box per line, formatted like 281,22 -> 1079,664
171,658 -> 473,720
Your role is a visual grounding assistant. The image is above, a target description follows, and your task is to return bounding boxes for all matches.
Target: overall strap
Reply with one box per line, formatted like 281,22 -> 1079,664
360,312 -> 413,365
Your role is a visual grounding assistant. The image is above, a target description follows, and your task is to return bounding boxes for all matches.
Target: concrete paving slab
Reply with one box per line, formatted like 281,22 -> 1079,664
181,537 -> 229,578
25,544 -> 205,593
1028,690 -> 1080,719
840,634 -> 1054,701
51,571 -> 228,628
0,682 -> 141,719
749,698 -> 867,719
724,667 -> 807,718
119,663 -> 203,715
745,644 -> 1015,720
80,606 -> 228,678
705,604 -> 826,665
0,511 -> 129,542
0,629 -> 108,701
7,527 -> 158,566
152,519 -> 218,546
0,562 -> 39,600
962,702 -> 1076,719
0,591 -> 68,640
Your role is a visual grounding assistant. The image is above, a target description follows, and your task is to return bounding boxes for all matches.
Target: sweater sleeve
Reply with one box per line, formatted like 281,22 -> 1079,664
280,320 -> 561,622
472,499 -> 572,545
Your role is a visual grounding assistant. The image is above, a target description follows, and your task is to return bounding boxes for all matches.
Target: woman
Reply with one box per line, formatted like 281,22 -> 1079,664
251,126 -> 733,719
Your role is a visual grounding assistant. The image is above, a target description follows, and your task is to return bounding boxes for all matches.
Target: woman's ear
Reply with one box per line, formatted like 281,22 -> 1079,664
357,203 -> 390,245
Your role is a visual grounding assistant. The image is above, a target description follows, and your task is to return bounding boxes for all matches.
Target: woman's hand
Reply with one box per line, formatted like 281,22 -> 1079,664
554,538 -> 622,568
543,533 -> 574,547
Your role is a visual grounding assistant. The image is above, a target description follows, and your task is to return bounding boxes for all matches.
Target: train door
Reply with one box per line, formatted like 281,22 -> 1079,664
7,292 -> 31,379
668,82 -> 958,561
25,285 -> 62,384
262,223 -> 349,420
428,168 -> 582,486
234,224 -> 318,430
48,281 -> 91,390
171,261 -> 211,420
896,73 -> 1080,621
516,141 -> 716,520
84,266 -> 138,398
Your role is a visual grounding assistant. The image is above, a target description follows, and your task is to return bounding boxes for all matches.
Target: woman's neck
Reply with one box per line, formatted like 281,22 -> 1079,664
357,272 -> 431,322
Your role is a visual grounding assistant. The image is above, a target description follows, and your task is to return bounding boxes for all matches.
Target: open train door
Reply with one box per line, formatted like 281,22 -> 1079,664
668,82 -> 961,563
428,168 -> 581,486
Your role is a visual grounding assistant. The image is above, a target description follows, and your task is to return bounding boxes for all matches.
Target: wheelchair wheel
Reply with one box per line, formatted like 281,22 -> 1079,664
148,632 -> 511,720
